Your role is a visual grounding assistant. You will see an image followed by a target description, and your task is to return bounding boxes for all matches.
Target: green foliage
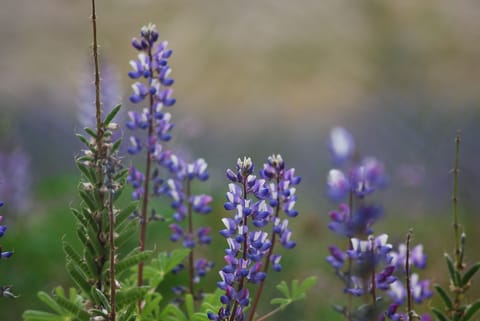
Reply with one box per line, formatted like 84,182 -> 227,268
23,287 -> 89,321
270,276 -> 317,311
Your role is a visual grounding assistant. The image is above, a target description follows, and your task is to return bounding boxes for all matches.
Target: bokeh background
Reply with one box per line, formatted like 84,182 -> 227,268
1,0 -> 480,320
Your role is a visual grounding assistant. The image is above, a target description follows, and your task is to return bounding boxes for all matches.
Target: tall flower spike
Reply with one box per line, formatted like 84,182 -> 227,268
125,24 -> 177,291
0,201 -> 15,299
162,153 -> 214,299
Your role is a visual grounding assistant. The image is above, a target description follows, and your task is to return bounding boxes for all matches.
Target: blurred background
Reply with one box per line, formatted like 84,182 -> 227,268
1,0 -> 480,320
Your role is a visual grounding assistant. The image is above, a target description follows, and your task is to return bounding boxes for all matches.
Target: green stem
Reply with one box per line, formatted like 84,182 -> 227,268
108,192 -> 116,321
255,303 -> 290,321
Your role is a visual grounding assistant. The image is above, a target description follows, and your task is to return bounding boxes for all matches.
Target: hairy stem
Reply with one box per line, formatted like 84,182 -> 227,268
108,192 -> 116,321
247,176 -> 281,321
90,0 -> 107,295
137,44 -> 155,308
452,131 -> 461,269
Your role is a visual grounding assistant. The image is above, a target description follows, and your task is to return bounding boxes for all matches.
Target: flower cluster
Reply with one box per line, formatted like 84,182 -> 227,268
325,127 -> 432,320
125,23 -> 176,201
0,201 -> 13,260
163,155 -> 214,296
387,243 -> 432,305
209,155 -> 301,321
0,201 -> 15,299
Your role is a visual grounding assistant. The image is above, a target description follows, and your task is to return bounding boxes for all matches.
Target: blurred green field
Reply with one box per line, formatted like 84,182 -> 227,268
1,172 -> 479,321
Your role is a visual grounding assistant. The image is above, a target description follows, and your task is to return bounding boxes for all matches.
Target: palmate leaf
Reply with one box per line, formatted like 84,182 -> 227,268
76,162 -> 96,184
431,308 -> 449,321
143,249 -> 191,288
271,277 -> 317,310
53,295 -> 89,321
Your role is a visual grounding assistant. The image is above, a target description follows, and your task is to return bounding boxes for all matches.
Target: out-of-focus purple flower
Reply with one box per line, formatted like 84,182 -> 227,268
388,273 -> 432,305
0,202 -> 13,260
0,148 -> 31,214
328,203 -> 383,238
327,169 -> 350,201
390,243 -> 427,271
329,126 -> 355,165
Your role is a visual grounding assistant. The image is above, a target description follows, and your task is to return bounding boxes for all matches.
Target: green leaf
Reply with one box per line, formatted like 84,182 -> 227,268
445,253 -> 461,286
37,292 -> 64,315
79,190 -> 97,212
116,287 -> 148,309
160,303 -> 188,321
299,276 -> 317,293
462,263 -> 480,286
431,308 -> 450,321
434,284 -> 453,310
276,281 -> 290,298
84,127 -> 97,139
22,310 -> 64,321
66,263 -> 92,297
116,250 -> 153,275
460,300 -> 480,321
116,202 -> 138,227
53,295 -> 90,321
185,294 -> 195,320
77,163 -> 95,184
63,243 -> 90,279
104,104 -> 122,126
111,139 -> 122,154
163,249 -> 191,274
115,222 -> 137,248
76,133 -> 90,148
91,288 -> 111,312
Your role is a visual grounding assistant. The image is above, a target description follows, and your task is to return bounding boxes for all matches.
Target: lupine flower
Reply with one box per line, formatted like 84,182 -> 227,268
126,23 -> 176,197
210,155 -> 301,321
0,202 -> 13,260
328,203 -> 383,238
390,243 -> 427,270
0,201 -> 15,299
326,127 -> 386,202
159,153 -> 214,297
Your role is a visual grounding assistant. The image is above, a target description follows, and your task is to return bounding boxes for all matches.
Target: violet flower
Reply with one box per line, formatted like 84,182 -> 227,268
209,155 -> 301,321
162,154 -> 214,296
0,201 -> 15,299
